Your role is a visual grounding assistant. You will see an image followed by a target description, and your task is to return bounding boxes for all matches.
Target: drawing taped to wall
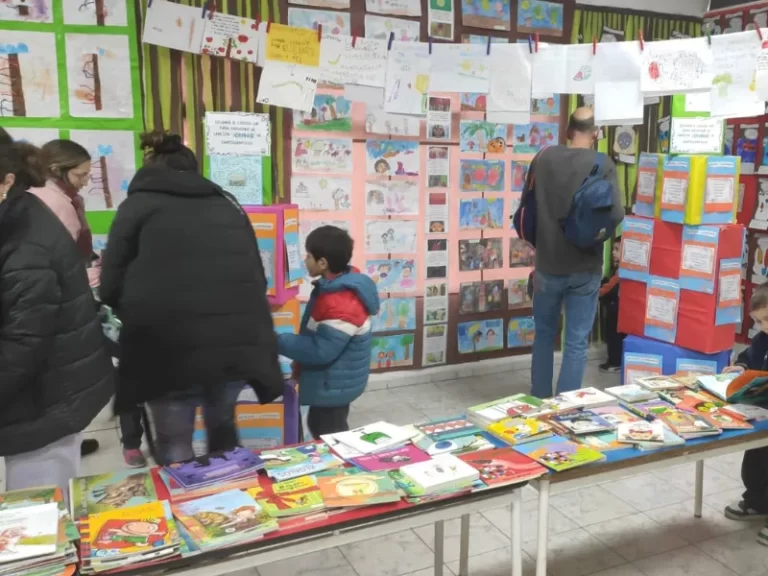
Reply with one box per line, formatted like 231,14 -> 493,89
291,175 -> 351,211
63,0 -> 127,26
3,127 -> 58,147
365,180 -> 419,216
458,238 -> 503,271
457,319 -> 504,354
209,155 -> 263,206
365,103 -> 421,136
508,278 -> 532,309
69,130 -> 135,211
370,333 -> 415,369
512,122 -> 559,153
366,258 -> 416,293
292,137 -> 353,172
461,0 -> 511,31
293,94 -> 352,132
459,280 -> 505,314
0,0 -> 52,21
531,95 -> 560,116
288,7 -> 350,35
510,161 -> 530,192
366,140 -> 420,176
460,93 -> 487,112
459,198 -> 504,230
517,0 -> 564,37
364,15 -> 421,42
508,316 -> 535,347
0,31 -> 59,117
509,238 -> 535,267
366,220 -> 418,254
371,297 -> 417,332
460,121 -> 507,153
459,159 -> 505,192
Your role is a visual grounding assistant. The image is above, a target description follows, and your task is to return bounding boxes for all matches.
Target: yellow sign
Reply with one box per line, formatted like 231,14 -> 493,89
266,24 -> 320,67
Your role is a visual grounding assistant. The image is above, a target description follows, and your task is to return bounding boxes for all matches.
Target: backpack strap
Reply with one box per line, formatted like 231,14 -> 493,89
589,152 -> 605,178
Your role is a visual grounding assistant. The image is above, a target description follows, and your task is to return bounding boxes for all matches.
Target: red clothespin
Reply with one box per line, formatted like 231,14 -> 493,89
534,32 -> 539,53
207,0 -> 216,19
757,20 -> 764,40
317,24 -> 322,42
638,30 -> 645,51
255,17 -> 261,31
592,36 -> 597,55
352,35 -> 357,47
266,20 -> 272,33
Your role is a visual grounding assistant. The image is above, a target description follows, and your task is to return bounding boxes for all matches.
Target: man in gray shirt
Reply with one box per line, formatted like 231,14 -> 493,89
529,107 -> 624,398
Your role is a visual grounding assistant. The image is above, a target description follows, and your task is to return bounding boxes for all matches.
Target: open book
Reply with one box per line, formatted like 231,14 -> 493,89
697,371 -> 768,405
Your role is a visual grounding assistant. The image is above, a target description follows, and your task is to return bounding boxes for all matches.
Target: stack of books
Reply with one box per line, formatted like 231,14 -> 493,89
467,394 -> 550,427
406,421 -> 507,456
249,477 -> 325,519
554,387 -> 617,409
657,411 -> 722,439
513,434 -> 606,471
549,410 -> 615,435
320,422 -> 417,459
616,421 -> 665,445
604,384 -> 658,403
70,469 -> 158,522
398,454 -> 480,496
635,375 -> 687,391
261,443 -> 344,482
484,417 -> 553,445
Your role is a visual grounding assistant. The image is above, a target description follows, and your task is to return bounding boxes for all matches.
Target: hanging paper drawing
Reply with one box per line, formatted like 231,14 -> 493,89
291,176 -> 351,211
209,155 -> 263,206
364,15 -> 420,42
509,238 -> 535,267
460,93 -> 487,112
459,121 -> 507,153
3,128 -> 58,147
0,0 -> 52,22
516,0 -> 564,37
294,95 -> 352,132
372,298 -> 417,332
641,38 -> 713,96
200,14 -> 260,63
288,7 -> 350,35
508,317 -> 535,347
290,0 -> 349,7
752,236 -> 768,285
66,34 -> 133,118
141,0 -> 205,54
512,122 -> 558,153
292,138 -> 353,173
365,220 -> 418,254
531,95 -> 559,116
365,180 -> 419,216
69,130 -> 135,211
365,104 -> 421,137
366,0 -> 421,17
459,280 -> 505,314
370,334 -> 415,369
63,0 -> 127,26
366,140 -> 420,176
461,0 -> 510,31
384,42 -> 430,116
459,160 -> 505,192
508,278 -> 532,309
366,258 -> 416,293
0,31 -> 59,117
459,239 -> 503,270
510,161 -> 530,192
462,34 -> 509,45
459,198 -> 505,230
457,319 -> 504,354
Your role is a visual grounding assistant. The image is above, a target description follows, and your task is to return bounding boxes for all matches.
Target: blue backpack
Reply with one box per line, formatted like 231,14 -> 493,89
561,153 -> 617,249
512,151 -> 542,246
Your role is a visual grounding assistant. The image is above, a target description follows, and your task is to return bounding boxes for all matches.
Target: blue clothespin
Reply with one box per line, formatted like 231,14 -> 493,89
147,0 -> 153,7
388,31 -> 394,50
486,34 -> 491,55
428,36 -> 433,55
201,1 -> 207,18
527,35 -> 533,54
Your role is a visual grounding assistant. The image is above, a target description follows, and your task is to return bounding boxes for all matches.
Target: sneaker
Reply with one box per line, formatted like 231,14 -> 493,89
758,527 -> 768,547
123,449 -> 147,468
599,363 -> 621,373
80,439 -> 99,457
724,500 -> 768,521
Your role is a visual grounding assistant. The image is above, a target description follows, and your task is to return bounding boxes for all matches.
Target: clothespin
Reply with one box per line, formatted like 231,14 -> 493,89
706,28 -> 712,46
317,23 -> 322,42
147,0 -> 153,7
266,20 -> 272,33
201,1 -> 207,18
757,20 -> 764,40
527,35 -> 533,54
428,35 -> 433,55
592,36 -> 597,55
486,34 -> 491,55
207,0 -> 216,19
352,35 -> 357,48
638,30 -> 644,51
534,33 -> 539,53
388,31 -> 394,50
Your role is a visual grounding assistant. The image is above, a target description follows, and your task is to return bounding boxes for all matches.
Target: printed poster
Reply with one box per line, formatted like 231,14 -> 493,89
717,257 -> 742,326
424,281 -> 448,324
457,319 -> 504,354
205,112 -> 271,156
426,238 -> 448,278
428,0 -> 454,41
619,216 -> 654,282
366,140 -> 420,176
679,225 -> 719,294
423,324 -> 447,367
623,352 -> 663,386
291,175 -> 351,211
292,138 -> 353,172
427,96 -> 451,141
644,276 -> 680,343
426,192 -> 448,233
365,180 -> 419,216
210,155 -> 263,206
675,358 -> 718,376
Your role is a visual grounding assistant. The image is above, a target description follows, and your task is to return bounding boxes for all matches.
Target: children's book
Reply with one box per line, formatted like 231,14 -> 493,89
604,384 -> 658,403
635,427 -> 686,451
0,487 -> 59,512
69,469 -> 157,520
658,387 -> 687,405
658,411 -> 722,439
0,503 -> 59,565
697,371 -> 768,405
320,433 -> 365,460
400,454 -> 480,494
513,435 -> 606,472
725,403 -> 768,421
467,394 -> 545,425
617,421 -> 665,444
257,490 -> 325,518
317,471 -> 401,508
621,399 -> 677,420
485,417 -> 553,445
261,443 -> 343,482
414,416 -> 480,441
350,445 -> 431,472
84,501 -> 176,560
555,387 -> 617,409
163,448 -> 264,490
412,428 -> 509,456
331,422 -> 418,455
576,431 -> 625,452
588,404 -> 642,424
551,410 -> 615,435
458,448 -> 547,486
636,375 -> 688,391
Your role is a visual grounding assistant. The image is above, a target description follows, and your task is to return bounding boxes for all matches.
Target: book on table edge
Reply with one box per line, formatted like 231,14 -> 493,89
457,447 -> 547,486
513,435 -> 605,472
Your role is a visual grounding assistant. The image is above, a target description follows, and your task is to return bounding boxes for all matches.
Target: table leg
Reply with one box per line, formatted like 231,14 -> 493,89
511,489 -> 522,576
434,520 -> 444,576
694,460 -> 704,518
536,479 -> 550,576
459,513 -> 470,576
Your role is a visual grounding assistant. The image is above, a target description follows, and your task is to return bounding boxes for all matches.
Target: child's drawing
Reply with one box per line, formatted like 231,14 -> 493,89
364,14 -> 421,41
0,0 -> 52,22
69,130 -> 135,211
291,0 -> 349,8
366,140 -> 420,176
365,103 -> 421,136
63,0 -> 127,26
366,258 -> 416,293
509,195 -> 521,223
370,333 -> 415,369
4,127 -> 58,147
371,297 -> 417,332
752,236 -> 768,285
210,155 -> 263,206
459,159 -> 505,192
292,138 -> 353,173
457,319 -> 504,354
517,0 -> 564,37
291,175 -> 351,211
508,278 -> 532,309
459,280 -> 504,314
512,122 -> 559,153
66,34 -> 133,118
508,316 -> 536,348
509,238 -> 535,268
288,7 -> 350,35
459,198 -> 504,230
510,161 -> 530,192
0,31 -> 59,117
366,220 -> 417,254
365,180 -> 419,216
531,95 -> 559,116
459,239 -> 503,271
461,0 -> 511,31
460,121 -> 507,153
294,94 -> 352,133
460,93 -> 487,112
366,0 -> 420,16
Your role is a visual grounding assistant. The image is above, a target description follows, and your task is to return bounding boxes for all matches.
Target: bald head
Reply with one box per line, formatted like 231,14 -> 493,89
567,106 -> 598,147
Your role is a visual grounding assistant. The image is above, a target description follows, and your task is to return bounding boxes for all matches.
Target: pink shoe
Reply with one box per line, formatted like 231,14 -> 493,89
123,448 -> 147,468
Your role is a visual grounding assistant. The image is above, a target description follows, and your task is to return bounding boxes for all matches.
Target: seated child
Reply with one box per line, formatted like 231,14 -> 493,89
723,282 -> 768,545
599,236 -> 623,373
277,226 -> 380,439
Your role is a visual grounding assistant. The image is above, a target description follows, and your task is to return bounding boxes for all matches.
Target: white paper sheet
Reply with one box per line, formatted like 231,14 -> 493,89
365,220 -> 418,253
200,13 -> 260,63
365,103 -> 421,136
365,0 -> 421,17
640,37 -> 713,96
4,128 -> 59,147
429,43 -> 489,93
486,110 -> 531,124
383,41 -> 430,115
364,15 -> 420,42
709,31 -> 763,119
594,80 -> 643,127
422,323 -> 447,367
70,129 -> 136,211
564,44 -> 595,95
318,34 -> 388,87
205,112 -> 271,156
532,44 -> 567,96
63,0 -> 126,26
0,30 -> 60,118
755,38 -> 768,102
256,62 -> 318,112
670,117 -> 724,155
487,44 -> 532,116
344,84 -> 385,105
142,0 -> 204,54
291,175 -> 352,211
594,40 -> 642,84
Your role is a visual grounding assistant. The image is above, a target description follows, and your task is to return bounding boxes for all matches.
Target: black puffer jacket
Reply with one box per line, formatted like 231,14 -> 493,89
0,187 -> 114,456
100,165 -> 284,412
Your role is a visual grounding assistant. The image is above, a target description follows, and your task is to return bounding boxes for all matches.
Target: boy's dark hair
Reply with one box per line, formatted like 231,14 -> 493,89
751,283 -> 768,312
305,225 -> 353,274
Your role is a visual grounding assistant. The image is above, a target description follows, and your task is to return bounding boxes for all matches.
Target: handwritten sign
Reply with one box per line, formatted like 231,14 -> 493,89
265,23 -> 320,67
670,117 -> 724,155
318,34 -> 387,87
205,112 -> 271,156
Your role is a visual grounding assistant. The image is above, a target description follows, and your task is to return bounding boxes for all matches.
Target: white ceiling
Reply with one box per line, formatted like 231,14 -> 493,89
577,0 -> 709,18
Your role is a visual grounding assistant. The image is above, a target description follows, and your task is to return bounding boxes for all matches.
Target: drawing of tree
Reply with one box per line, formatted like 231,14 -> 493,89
87,144 -> 113,209
397,301 -> 410,329
372,338 -> 384,368
326,97 -> 338,120
0,42 -> 28,117
79,0 -> 107,26
400,333 -> 414,361
461,121 -> 496,151
79,52 -> 103,111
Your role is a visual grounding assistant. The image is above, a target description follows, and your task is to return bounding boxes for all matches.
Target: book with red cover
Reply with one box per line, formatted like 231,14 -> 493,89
458,448 -> 547,487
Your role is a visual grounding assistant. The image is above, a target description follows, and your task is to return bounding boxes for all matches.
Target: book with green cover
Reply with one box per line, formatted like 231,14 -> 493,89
513,435 -> 605,472
69,469 -> 157,520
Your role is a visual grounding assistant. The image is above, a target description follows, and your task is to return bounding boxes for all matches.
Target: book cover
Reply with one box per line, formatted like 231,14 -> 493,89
458,448 -> 547,486
623,399 -> 677,419
698,371 -> 768,404
70,470 -> 157,520
636,375 -> 687,391
0,503 -> 59,565
163,448 -> 264,490
317,471 -> 401,508
726,403 -> 768,421
577,431 -> 625,451
85,501 -> 174,559
617,421 -> 665,444
261,443 -> 343,482
351,445 -> 431,472
330,422 -> 416,455
257,490 -> 325,517
591,405 -> 644,426
551,410 -> 615,435
415,431 -> 509,456
658,388 -> 687,405
514,435 -> 606,472
604,384 -> 658,403
555,387 -> 617,408
468,394 -> 544,423
486,417 -> 552,444
0,487 -> 58,511
659,411 -> 722,437
635,426 -> 686,451
399,454 -> 480,491
415,416 -> 480,441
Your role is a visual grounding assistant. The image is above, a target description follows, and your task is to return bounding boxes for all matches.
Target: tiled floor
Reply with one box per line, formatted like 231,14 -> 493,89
6,353 -> 768,576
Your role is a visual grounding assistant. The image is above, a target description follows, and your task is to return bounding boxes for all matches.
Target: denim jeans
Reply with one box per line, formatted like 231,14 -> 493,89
531,271 -> 601,398
148,381 -> 244,464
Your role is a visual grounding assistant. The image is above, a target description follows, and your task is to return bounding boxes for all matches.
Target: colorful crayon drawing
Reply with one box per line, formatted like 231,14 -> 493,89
370,333 -> 415,369
459,159 -> 505,192
365,180 -> 419,216
461,0 -> 511,31
517,0 -> 564,37
293,95 -> 352,132
509,195 -> 521,225
508,317 -> 535,348
366,258 -> 417,293
457,319 -> 504,354
509,238 -> 535,267
512,123 -> 559,154
460,121 -> 507,153
292,138 -> 353,173
459,280 -> 505,314
510,161 -> 530,192
372,298 -> 417,332
366,140 -> 420,176
460,93 -> 487,112
459,238 -> 503,271
508,278 -> 532,309
531,95 -> 560,116
459,198 -> 504,230
287,7 -> 350,35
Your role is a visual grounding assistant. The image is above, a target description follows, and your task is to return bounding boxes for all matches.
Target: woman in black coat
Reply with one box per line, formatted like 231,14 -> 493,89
0,131 -> 114,498
99,131 -> 283,464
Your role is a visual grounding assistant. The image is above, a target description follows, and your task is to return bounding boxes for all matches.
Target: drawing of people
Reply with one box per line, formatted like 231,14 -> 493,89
92,474 -> 150,509
529,125 -> 541,148
486,328 -> 497,348
386,350 -> 394,368
400,264 -> 415,289
374,159 -> 390,174
94,519 -> 165,549
0,528 -> 24,555
376,351 -> 387,369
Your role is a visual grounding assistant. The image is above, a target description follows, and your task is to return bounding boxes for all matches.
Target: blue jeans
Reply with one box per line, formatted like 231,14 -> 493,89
531,271 -> 601,398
